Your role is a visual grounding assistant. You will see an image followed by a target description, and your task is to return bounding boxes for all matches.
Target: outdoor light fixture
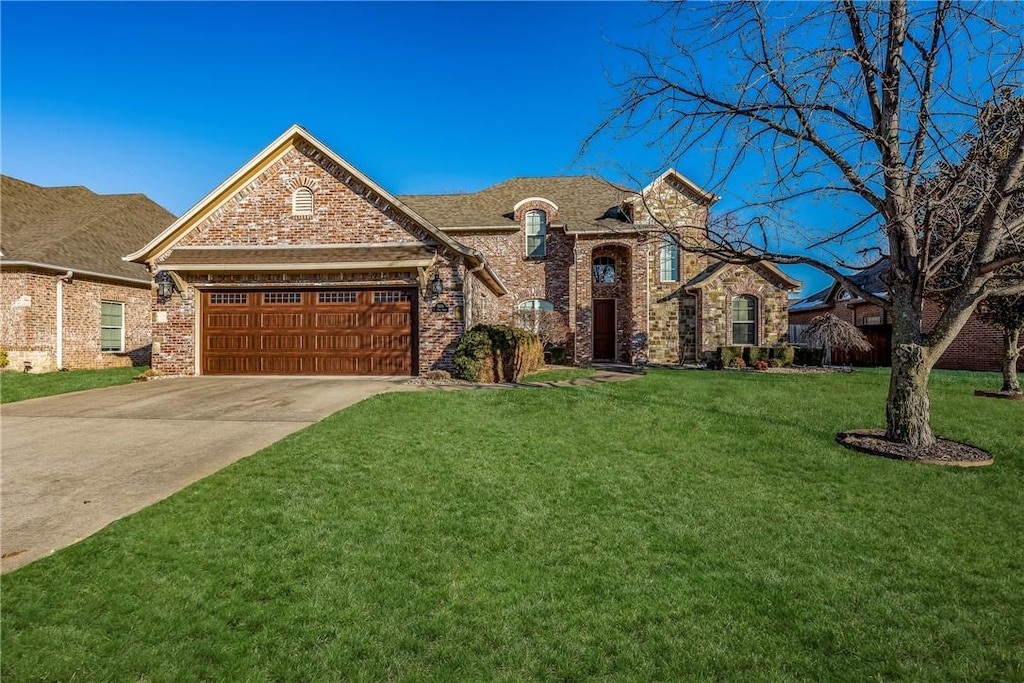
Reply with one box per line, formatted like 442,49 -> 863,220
429,271 -> 443,297
155,271 -> 175,300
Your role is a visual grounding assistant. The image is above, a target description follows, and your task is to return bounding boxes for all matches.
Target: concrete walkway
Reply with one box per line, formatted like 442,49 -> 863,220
1,376 -> 403,573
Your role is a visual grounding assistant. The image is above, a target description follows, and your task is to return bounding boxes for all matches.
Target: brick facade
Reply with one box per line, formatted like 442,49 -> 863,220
149,144 -> 470,376
695,264 -> 791,359
140,130 -> 797,375
0,268 -> 150,372
790,297 -> 1022,372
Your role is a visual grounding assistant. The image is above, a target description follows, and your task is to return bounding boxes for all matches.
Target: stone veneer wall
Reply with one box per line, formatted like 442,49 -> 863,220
697,264 -> 791,357
0,268 -> 150,372
150,143 -> 469,375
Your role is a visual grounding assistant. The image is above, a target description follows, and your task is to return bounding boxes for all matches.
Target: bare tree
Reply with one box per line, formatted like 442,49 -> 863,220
587,1 -> 1024,449
977,288 -> 1024,394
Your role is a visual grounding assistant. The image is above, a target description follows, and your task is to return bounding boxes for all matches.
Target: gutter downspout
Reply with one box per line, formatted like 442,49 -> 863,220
573,233 -> 579,365
464,261 -> 485,329
56,270 -> 73,370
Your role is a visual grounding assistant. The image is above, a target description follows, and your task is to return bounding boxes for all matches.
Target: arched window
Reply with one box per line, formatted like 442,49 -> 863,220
593,256 -> 616,284
525,210 -> 547,257
517,299 -> 554,333
292,187 -> 314,215
659,234 -> 680,282
732,295 -> 758,345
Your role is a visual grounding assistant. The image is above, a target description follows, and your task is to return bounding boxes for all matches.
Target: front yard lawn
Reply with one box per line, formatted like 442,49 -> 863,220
0,366 -> 148,403
2,368 -> 1021,680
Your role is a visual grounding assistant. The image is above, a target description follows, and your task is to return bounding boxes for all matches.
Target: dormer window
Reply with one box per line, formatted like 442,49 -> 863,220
292,187 -> 314,216
526,209 -> 546,258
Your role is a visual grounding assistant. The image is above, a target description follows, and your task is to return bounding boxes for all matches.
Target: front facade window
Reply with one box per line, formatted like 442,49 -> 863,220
517,298 -> 554,333
101,301 -> 124,352
593,256 -> 616,284
525,210 -> 546,257
732,295 -> 758,345
659,234 -> 680,282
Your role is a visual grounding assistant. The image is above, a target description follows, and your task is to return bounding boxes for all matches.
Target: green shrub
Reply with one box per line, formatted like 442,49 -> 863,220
745,346 -> 771,364
719,346 -> 744,367
453,328 -> 495,382
0,348 -> 8,370
452,325 -> 544,383
546,346 -> 567,366
770,345 -> 796,367
794,346 -> 825,366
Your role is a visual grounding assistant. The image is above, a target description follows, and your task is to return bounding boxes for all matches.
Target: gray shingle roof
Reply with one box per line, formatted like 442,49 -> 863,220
399,175 -> 636,233
1,175 -> 176,281
789,258 -> 890,311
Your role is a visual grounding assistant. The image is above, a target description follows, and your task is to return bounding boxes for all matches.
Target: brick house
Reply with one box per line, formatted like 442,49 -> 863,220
128,125 -> 798,376
0,176 -> 175,372
788,257 -> 1021,372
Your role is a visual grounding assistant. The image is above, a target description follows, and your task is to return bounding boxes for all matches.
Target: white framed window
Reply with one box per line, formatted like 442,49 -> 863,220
732,295 -> 758,345
659,234 -> 680,282
593,256 -> 616,284
292,187 -> 314,215
100,301 -> 124,352
525,209 -> 546,257
517,298 -> 554,333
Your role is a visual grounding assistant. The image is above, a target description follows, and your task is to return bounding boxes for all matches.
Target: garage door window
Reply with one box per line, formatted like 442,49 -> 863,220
373,291 -> 411,303
264,292 -> 302,304
100,301 -> 124,352
210,293 -> 247,305
319,291 -> 357,303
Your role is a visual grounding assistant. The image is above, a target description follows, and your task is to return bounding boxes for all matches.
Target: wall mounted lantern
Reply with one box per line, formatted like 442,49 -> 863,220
429,271 -> 443,297
155,271 -> 175,300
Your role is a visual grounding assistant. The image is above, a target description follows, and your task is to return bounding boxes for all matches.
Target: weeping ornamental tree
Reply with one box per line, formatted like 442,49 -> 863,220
588,1 -> 1024,450
800,314 -> 873,367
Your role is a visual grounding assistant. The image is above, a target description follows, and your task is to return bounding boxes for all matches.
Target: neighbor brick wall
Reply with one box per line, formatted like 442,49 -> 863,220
0,268 -> 150,372
151,143 -> 470,375
788,298 -> 1021,372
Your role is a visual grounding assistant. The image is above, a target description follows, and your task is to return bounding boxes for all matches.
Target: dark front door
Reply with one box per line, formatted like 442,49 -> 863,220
593,299 -> 616,361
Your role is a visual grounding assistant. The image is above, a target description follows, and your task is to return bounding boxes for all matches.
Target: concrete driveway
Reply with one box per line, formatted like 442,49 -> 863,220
1,376 -> 406,573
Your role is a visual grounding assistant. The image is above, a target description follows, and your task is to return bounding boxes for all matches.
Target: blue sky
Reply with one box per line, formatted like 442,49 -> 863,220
2,2 -> 836,293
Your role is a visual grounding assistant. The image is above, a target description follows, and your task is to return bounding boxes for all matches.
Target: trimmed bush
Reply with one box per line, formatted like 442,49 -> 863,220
0,348 -> 8,370
745,346 -> 771,365
452,325 -> 544,383
453,328 -> 495,382
794,346 -> 825,366
727,355 -> 747,369
719,346 -> 744,367
546,346 -> 567,366
770,345 -> 796,367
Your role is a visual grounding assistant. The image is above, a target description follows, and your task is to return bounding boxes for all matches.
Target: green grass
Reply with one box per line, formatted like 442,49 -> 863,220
521,367 -> 597,382
0,366 -> 148,403
2,369 -> 1022,681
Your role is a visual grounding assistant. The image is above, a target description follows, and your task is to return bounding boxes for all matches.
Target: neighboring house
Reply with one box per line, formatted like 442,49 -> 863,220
789,257 -> 1020,372
127,125 -> 798,376
0,176 -> 176,372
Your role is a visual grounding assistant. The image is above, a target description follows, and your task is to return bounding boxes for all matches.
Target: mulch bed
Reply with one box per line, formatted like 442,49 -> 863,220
836,429 -> 993,467
974,389 -> 1024,401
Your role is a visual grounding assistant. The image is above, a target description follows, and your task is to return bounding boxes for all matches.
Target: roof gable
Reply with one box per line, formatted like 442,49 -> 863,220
686,259 -> 800,291
125,125 -> 506,294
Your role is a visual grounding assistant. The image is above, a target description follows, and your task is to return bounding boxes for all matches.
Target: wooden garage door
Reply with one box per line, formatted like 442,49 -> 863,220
201,289 -> 415,376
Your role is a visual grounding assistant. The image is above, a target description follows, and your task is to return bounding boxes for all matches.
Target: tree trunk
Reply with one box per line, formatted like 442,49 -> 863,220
886,342 -> 936,449
1002,328 -> 1022,394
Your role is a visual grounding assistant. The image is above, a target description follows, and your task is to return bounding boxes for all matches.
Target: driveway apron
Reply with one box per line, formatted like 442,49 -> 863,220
1,376 -> 403,573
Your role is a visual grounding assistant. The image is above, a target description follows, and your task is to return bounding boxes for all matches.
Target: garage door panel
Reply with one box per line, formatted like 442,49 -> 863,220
315,312 -> 361,328
202,289 -> 414,376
